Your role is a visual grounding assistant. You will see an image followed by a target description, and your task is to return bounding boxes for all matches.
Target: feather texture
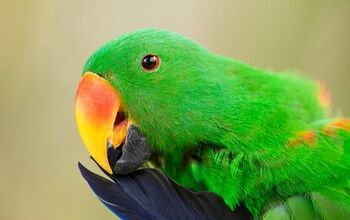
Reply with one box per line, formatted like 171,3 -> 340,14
81,29 -> 350,219
78,163 -> 252,220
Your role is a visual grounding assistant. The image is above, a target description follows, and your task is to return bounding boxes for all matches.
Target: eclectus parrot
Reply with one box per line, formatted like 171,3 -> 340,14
75,29 -> 350,219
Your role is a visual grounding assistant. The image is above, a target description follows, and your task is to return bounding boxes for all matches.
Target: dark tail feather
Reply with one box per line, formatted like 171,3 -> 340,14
78,163 -> 252,220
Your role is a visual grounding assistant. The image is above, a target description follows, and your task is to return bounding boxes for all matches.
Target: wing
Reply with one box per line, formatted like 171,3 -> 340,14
78,163 -> 252,220
261,192 -> 350,220
261,118 -> 350,220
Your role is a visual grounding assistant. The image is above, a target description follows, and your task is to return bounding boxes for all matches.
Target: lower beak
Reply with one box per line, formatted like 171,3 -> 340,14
75,72 -> 128,174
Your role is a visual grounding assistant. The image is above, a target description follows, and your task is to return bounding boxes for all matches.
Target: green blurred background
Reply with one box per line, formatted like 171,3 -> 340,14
0,0 -> 349,219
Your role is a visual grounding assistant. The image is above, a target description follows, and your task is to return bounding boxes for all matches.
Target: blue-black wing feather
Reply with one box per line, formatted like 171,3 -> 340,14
78,163 -> 252,220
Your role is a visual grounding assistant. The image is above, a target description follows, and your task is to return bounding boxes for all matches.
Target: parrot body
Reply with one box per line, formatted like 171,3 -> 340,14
76,29 -> 350,219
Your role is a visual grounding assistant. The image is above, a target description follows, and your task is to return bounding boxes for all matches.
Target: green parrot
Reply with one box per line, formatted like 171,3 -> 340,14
75,29 -> 350,219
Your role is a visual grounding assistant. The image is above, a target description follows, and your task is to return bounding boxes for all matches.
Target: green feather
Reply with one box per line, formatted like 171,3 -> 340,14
312,192 -> 350,220
262,205 -> 290,220
286,196 -> 315,220
84,29 -> 350,219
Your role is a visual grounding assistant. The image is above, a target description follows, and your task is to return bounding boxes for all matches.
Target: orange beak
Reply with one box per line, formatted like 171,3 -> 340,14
75,72 -> 128,174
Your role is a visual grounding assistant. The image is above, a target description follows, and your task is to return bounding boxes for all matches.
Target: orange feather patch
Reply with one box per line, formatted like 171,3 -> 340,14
323,118 -> 350,136
288,130 -> 316,148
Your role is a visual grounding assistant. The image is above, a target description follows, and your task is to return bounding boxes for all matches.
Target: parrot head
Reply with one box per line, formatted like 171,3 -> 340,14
75,29 -> 230,174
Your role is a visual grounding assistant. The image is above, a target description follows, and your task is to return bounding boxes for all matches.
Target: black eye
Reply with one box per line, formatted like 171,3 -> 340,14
141,54 -> 160,72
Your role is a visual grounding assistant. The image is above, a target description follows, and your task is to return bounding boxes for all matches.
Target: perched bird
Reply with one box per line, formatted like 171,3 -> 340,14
75,29 -> 350,219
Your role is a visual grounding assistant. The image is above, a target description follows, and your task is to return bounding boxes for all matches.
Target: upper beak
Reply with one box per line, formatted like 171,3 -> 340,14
75,72 -> 128,174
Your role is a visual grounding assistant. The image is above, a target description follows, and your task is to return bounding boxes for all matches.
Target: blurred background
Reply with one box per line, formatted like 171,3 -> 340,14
0,0 -> 349,219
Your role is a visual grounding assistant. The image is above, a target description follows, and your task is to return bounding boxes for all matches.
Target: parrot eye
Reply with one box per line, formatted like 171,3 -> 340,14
141,54 -> 160,72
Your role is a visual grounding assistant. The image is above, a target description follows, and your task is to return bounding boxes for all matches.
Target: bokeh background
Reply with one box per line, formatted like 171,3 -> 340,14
1,0 -> 349,219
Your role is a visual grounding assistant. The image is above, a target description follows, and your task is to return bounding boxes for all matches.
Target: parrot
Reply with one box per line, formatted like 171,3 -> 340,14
75,29 -> 350,219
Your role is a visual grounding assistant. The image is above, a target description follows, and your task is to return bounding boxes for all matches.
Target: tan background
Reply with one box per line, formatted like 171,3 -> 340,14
0,0 -> 349,219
